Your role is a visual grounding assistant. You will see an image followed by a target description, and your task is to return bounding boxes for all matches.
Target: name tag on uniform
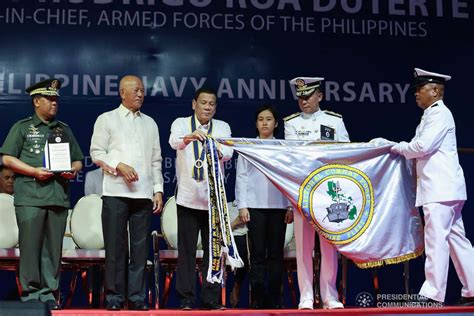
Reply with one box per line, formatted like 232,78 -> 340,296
296,130 -> 311,137
321,125 -> 335,141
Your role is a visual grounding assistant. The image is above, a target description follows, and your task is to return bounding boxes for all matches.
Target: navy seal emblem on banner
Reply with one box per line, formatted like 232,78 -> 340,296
298,164 -> 374,245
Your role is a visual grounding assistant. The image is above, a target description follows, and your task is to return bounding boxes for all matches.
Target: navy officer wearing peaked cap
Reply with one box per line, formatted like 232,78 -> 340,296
1,79 -> 84,310
285,77 -> 349,142
284,76 -> 349,310
391,68 -> 474,306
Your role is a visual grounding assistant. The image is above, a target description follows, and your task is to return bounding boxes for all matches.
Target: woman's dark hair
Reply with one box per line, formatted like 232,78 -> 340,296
255,104 -> 279,136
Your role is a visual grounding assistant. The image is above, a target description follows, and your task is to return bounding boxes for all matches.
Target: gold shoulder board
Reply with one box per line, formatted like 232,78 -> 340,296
283,112 -> 300,122
324,110 -> 342,118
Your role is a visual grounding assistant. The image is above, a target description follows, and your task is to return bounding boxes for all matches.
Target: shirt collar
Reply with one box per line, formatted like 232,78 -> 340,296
314,109 -> 323,118
119,104 -> 141,117
32,113 -> 59,127
425,100 -> 444,113
194,114 -> 211,129
301,109 -> 322,120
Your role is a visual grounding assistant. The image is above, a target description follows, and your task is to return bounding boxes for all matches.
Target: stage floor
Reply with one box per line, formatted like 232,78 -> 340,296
53,306 -> 474,316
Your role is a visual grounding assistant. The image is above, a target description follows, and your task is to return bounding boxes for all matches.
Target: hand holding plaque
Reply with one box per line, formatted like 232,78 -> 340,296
44,127 -> 72,172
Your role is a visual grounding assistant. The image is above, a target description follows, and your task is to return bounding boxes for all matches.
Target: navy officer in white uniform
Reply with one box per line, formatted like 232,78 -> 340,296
284,77 -> 349,309
391,68 -> 474,306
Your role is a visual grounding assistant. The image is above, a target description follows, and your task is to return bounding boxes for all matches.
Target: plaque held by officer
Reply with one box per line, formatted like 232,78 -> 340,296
44,126 -> 72,172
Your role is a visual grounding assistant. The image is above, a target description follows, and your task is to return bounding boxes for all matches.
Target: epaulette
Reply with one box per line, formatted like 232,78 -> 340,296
58,120 -> 69,127
323,110 -> 342,118
283,112 -> 300,122
19,117 -> 33,123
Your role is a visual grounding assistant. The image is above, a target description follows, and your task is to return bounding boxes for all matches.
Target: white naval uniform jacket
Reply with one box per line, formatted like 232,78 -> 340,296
395,100 -> 466,207
284,109 -> 350,142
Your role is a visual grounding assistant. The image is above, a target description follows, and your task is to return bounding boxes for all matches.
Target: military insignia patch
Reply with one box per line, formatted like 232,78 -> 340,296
49,126 -> 69,144
28,124 -> 40,136
297,164 -> 374,244
50,79 -> 59,90
26,124 -> 45,145
320,124 -> 335,140
295,78 -> 306,88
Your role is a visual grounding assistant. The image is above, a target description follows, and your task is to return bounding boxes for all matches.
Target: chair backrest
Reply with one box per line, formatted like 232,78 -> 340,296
70,194 -> 104,249
285,221 -> 295,250
161,196 -> 202,250
0,193 -> 18,248
62,209 -> 76,250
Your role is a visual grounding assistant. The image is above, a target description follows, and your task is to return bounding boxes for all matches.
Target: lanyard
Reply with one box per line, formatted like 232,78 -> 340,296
191,116 -> 213,181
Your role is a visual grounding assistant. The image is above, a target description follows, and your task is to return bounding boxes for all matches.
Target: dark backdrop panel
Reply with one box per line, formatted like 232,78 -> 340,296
1,0 -> 473,307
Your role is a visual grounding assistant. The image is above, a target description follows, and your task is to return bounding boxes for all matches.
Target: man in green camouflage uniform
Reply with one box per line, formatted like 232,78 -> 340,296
0,79 -> 83,310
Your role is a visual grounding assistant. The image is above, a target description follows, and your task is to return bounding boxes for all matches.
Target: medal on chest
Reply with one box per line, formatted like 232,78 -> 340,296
26,124 -> 46,155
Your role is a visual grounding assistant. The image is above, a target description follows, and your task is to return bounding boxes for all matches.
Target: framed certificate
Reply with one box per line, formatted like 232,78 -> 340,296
44,127 -> 72,172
